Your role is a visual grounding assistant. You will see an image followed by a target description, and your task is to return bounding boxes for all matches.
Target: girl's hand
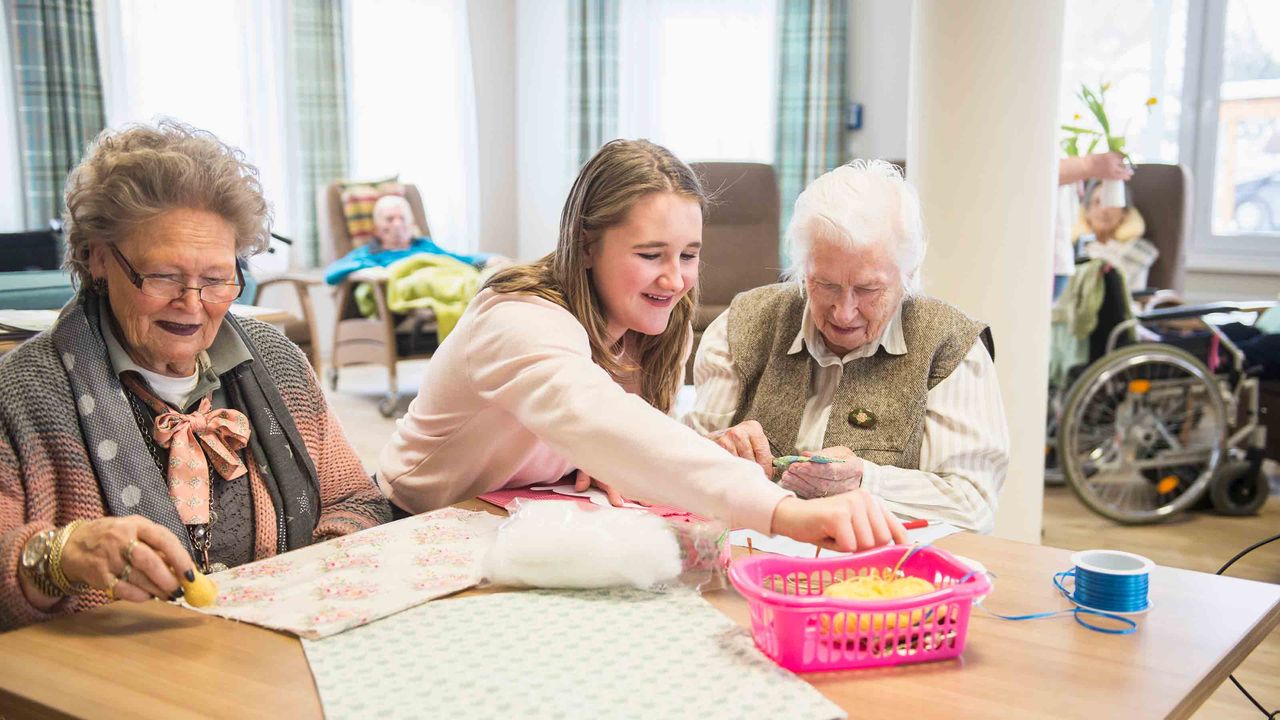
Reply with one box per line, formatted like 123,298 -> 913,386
769,491 -> 907,552
573,469 -> 629,507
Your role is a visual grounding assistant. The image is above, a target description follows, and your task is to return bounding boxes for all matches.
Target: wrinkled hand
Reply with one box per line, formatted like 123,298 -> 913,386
60,516 -> 196,602
573,469 -> 629,508
770,491 -> 907,552
780,447 -> 864,498
1087,152 -> 1133,181
710,420 -> 773,479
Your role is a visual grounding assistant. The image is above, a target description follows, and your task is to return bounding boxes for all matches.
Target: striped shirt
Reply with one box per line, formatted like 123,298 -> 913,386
683,305 -> 1009,533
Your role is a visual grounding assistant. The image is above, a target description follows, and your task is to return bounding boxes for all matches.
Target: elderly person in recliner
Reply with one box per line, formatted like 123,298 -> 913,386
684,160 -> 1009,533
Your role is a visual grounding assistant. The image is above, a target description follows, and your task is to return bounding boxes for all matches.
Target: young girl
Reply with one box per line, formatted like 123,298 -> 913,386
377,140 -> 905,551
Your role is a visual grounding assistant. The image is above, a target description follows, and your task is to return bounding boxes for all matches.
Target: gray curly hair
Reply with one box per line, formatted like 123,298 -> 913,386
62,119 -> 273,288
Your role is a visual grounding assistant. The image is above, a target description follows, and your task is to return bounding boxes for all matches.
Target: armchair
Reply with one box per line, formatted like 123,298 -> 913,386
317,182 -> 438,416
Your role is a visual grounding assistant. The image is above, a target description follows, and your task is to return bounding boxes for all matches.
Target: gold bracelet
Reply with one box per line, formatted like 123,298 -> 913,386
48,520 -> 89,596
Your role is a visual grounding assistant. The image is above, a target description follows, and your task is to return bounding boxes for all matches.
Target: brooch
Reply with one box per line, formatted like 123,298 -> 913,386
847,408 -> 877,429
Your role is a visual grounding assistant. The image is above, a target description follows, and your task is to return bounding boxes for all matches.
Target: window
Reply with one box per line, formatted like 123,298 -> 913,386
345,0 -> 479,253
1059,0 -> 1188,164
617,0 -> 777,163
1193,0 -> 1280,268
1061,0 -> 1280,271
94,0 -> 294,273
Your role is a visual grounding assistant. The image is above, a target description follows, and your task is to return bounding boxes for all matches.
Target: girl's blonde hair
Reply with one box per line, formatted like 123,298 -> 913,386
486,139 -> 705,412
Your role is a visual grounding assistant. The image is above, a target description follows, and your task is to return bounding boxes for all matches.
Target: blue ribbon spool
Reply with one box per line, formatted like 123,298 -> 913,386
1055,549 -> 1153,634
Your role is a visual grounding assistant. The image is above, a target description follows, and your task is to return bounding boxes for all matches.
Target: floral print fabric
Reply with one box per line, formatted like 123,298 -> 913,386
187,507 -> 503,639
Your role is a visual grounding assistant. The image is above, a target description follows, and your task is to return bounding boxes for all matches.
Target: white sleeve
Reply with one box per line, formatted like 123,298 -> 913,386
681,310 -> 742,436
860,340 -> 1009,533
468,299 -> 790,532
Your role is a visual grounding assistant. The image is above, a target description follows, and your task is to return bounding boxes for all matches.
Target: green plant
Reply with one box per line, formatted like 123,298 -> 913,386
1061,82 -> 1157,158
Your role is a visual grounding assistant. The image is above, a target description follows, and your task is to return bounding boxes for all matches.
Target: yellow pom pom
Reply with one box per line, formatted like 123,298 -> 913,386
181,569 -> 219,608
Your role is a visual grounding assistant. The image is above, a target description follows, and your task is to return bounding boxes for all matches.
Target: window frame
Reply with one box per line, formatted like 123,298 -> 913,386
1183,0 -> 1280,272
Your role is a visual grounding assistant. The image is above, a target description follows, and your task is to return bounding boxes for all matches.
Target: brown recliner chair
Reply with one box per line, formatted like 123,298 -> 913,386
1128,163 -> 1190,295
318,182 -> 438,416
686,162 -> 782,378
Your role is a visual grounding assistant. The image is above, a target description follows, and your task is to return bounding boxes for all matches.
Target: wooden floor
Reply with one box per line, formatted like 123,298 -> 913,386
1043,486 -> 1280,719
325,365 -> 1280,719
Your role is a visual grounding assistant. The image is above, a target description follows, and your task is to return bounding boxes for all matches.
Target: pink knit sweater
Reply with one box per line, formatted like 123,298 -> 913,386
378,289 -> 790,531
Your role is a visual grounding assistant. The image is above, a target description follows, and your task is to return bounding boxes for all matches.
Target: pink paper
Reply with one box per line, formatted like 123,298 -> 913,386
478,483 -> 705,524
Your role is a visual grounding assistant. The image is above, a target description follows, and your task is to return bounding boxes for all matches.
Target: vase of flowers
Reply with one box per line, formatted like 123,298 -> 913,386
1061,82 -> 1157,207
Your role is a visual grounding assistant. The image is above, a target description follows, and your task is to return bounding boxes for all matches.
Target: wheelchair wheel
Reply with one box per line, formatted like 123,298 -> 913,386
1209,453 -> 1269,516
1058,343 -> 1226,523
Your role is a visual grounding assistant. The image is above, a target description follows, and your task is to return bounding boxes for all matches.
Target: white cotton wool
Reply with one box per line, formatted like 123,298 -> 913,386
483,501 -> 683,590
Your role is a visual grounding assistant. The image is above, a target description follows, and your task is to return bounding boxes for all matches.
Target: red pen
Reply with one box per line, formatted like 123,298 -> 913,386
902,519 -> 932,530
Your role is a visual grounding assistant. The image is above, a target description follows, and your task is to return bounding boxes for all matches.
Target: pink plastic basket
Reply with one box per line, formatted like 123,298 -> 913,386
728,545 -> 991,672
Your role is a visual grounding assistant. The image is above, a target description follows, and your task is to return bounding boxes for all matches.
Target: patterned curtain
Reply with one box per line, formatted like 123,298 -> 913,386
567,0 -> 619,169
10,0 -> 105,228
775,0 -> 848,254
290,0 -> 350,268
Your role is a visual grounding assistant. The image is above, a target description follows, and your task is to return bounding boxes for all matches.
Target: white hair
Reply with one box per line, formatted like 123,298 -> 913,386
371,194 -> 420,233
783,159 -> 926,296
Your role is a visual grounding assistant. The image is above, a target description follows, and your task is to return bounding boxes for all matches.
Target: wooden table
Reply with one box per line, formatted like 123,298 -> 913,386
0,305 -> 295,355
1,517 -> 1277,719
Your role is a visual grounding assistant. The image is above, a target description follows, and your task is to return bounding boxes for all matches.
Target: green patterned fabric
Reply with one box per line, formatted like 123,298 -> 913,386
567,0 -> 619,169
10,0 -> 105,228
775,0 -> 848,258
290,0 -> 350,267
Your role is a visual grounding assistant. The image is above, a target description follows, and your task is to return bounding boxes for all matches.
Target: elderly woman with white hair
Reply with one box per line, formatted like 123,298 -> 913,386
684,160 -> 1009,533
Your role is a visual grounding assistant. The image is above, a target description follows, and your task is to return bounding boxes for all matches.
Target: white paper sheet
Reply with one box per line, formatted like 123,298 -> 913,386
303,587 -> 845,720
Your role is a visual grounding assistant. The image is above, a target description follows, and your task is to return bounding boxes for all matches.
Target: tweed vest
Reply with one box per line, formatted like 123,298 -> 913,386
726,283 -> 988,467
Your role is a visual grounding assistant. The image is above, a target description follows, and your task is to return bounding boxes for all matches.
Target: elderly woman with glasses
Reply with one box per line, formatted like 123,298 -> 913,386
0,120 -> 390,631
684,160 -> 1009,533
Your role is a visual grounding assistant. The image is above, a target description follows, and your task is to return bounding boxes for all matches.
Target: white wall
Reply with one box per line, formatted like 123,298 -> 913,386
909,0 -> 1064,544
514,0 -> 571,261
468,0 -> 518,259
846,0 -> 911,163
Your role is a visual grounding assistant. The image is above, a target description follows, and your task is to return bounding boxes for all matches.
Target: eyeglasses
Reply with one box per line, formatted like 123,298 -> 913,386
108,244 -> 244,304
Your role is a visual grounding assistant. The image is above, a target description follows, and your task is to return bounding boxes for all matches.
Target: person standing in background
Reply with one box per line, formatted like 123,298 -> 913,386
1054,151 -> 1132,299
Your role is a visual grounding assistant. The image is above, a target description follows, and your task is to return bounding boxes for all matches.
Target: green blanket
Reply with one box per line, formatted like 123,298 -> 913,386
1049,258 -> 1131,388
354,255 -> 480,341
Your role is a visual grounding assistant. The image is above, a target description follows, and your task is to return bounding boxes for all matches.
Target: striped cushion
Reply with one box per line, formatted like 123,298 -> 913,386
339,177 -> 404,245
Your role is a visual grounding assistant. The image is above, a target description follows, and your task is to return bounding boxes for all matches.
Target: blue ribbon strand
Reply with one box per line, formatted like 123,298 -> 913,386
978,566 -> 1145,635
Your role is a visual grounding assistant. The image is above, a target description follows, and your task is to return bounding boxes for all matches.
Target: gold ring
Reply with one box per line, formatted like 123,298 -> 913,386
118,563 -> 133,584
106,575 -> 118,600
124,539 -> 139,565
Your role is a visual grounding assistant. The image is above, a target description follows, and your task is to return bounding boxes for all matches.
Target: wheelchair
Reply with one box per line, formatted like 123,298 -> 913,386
1048,268 -> 1274,524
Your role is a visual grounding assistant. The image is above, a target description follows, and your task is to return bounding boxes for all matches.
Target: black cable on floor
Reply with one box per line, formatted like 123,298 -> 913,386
1215,530 -> 1280,718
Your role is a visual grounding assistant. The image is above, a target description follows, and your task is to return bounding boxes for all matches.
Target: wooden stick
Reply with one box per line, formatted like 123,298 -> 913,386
815,546 -> 822,559
891,543 -> 918,578
747,537 -> 754,555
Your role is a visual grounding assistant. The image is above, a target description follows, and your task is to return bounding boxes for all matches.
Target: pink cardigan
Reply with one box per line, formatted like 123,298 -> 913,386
378,289 -> 790,532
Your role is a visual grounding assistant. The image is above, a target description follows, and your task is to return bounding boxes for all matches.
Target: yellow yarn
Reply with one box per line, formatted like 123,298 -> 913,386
820,571 -> 935,634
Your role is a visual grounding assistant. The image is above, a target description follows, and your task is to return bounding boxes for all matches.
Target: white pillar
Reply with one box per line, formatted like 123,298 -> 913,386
907,0 -> 1065,543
